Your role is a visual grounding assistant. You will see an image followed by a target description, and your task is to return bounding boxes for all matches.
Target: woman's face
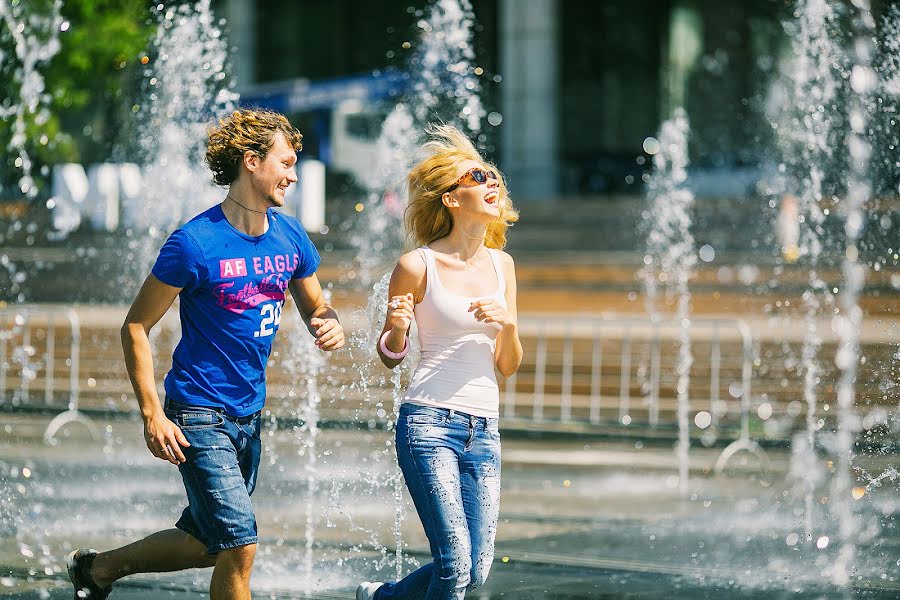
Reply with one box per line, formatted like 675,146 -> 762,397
445,159 -> 501,220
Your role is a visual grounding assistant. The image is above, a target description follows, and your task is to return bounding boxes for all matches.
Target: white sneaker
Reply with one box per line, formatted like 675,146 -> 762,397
356,581 -> 384,600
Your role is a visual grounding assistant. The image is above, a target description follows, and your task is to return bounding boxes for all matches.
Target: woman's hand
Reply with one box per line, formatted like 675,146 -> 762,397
468,298 -> 512,328
386,293 -> 415,333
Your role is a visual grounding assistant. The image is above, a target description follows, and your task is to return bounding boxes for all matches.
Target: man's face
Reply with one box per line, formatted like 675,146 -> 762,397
251,131 -> 298,207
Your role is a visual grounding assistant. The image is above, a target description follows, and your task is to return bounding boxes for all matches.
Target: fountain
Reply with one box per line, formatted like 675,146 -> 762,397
827,0 -> 877,587
126,0 -> 237,282
775,0 -> 842,544
640,108 -> 696,496
0,0 -> 64,303
350,0 -> 485,283
0,0 -> 63,200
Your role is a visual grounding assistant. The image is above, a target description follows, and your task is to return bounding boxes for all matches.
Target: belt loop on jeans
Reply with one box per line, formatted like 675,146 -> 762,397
229,411 -> 259,425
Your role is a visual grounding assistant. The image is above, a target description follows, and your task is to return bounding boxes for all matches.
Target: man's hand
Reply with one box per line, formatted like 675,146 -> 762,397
310,316 -> 345,351
143,414 -> 190,465
288,276 -> 345,351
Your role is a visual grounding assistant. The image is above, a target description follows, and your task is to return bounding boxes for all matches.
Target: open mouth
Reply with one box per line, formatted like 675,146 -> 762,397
484,191 -> 498,205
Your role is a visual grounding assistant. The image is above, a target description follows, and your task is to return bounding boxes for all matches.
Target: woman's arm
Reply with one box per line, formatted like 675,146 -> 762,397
492,253 -> 522,377
468,251 -> 523,377
377,251 -> 426,369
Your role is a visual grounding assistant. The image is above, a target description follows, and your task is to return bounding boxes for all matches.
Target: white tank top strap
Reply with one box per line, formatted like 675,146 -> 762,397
487,248 -> 506,297
418,246 -> 434,296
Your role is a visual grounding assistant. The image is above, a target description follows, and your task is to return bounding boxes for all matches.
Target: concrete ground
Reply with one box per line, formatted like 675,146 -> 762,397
1,413 -> 898,599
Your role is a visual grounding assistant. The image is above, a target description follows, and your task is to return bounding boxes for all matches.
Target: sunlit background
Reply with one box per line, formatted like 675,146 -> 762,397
1,1 -> 899,598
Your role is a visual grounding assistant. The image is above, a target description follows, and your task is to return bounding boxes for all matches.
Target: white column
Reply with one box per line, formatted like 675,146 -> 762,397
86,164 -> 120,232
500,0 -> 559,200
50,164 -> 88,233
224,0 -> 255,87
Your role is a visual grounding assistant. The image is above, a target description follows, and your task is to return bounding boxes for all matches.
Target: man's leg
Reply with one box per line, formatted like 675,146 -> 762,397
209,543 -> 256,600
81,403 -> 261,598
89,528 -> 216,587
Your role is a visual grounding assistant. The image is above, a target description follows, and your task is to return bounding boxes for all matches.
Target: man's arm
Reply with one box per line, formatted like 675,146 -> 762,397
122,274 -> 190,464
288,274 -> 345,351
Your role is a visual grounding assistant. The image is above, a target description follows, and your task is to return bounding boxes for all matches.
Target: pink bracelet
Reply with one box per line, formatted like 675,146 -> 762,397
379,330 -> 410,360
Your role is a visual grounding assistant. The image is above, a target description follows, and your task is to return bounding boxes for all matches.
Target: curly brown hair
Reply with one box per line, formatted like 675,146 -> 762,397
205,109 -> 303,186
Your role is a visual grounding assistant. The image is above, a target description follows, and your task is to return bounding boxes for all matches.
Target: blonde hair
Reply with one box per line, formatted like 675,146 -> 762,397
405,124 -> 518,249
206,109 -> 303,186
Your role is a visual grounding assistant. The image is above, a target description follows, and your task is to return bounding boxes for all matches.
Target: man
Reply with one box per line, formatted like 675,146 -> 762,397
66,109 -> 344,600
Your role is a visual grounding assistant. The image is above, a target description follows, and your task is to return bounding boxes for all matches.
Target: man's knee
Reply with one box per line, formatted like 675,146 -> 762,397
217,544 -> 256,575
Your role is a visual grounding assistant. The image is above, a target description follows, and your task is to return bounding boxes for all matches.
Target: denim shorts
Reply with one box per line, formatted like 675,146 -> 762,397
164,398 -> 262,554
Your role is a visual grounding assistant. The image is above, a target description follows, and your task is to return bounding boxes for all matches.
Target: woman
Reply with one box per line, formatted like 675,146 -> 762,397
357,125 -> 522,600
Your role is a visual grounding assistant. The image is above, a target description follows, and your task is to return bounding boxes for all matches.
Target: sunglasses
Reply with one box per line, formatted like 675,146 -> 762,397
447,167 -> 498,192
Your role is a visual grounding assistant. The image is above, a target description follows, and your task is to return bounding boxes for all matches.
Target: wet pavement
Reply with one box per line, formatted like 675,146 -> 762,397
1,413 -> 898,599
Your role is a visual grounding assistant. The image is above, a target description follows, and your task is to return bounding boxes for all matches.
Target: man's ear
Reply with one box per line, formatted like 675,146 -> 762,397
242,150 -> 259,173
441,192 -> 458,208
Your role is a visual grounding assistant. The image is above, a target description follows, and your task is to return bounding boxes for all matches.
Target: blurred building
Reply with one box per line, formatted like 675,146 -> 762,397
219,0 -> 789,200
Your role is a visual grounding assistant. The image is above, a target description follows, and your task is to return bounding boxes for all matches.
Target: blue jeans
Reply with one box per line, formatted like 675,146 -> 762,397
376,404 -> 502,600
164,399 -> 262,554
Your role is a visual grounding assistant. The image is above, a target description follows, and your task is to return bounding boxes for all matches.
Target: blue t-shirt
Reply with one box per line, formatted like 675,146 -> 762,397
151,204 -> 320,416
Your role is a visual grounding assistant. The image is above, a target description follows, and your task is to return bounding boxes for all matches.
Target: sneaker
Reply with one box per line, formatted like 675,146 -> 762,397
356,581 -> 384,600
66,549 -> 112,599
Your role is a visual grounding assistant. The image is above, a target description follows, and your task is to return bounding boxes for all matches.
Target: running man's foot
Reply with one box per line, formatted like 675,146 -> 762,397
356,581 -> 384,600
66,549 -> 112,599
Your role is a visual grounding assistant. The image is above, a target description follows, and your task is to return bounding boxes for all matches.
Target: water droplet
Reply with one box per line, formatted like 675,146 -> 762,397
642,136 -> 661,155
694,411 -> 712,429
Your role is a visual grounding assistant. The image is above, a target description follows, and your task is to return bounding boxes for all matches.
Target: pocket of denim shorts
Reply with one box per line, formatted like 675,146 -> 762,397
177,411 -> 225,430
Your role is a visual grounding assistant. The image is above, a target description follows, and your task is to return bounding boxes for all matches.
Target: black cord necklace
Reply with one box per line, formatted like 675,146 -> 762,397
226,194 -> 267,214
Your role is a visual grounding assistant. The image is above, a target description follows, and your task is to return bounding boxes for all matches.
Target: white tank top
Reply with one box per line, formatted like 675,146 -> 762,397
403,246 -> 507,418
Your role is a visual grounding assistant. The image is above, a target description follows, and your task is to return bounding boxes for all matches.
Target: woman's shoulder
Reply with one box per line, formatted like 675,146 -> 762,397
395,249 -> 428,275
490,248 -> 515,267
391,250 -> 428,300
